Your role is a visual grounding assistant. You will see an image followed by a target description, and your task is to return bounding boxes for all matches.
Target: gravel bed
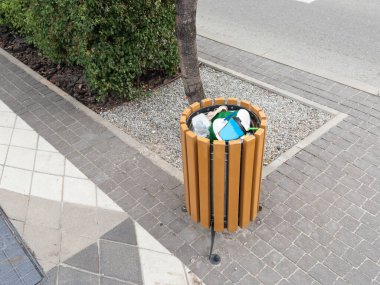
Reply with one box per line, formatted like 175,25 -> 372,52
101,66 -> 332,170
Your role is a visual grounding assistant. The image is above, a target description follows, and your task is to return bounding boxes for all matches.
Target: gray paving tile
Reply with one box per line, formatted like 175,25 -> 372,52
288,269 -> 315,285
223,261 -> 248,283
238,274 -> 260,285
239,253 -> 265,276
344,269 -> 372,285
203,269 -> 228,285
57,266 -> 99,285
257,266 -> 282,284
100,218 -> 137,245
63,243 -> 99,274
0,208 -> 44,285
309,263 -> 338,285
99,240 -> 142,284
41,267 -> 58,285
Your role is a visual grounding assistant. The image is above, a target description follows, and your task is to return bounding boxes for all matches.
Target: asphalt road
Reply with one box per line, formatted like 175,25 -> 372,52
197,0 -> 380,93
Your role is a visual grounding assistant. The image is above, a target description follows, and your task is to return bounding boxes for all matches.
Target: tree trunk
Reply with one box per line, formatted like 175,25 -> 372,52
176,0 -> 205,104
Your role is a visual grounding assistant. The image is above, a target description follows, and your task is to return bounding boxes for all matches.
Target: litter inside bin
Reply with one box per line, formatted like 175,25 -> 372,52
192,113 -> 211,138
206,105 -> 228,121
219,117 -> 245,141
236,109 -> 250,131
190,105 -> 260,142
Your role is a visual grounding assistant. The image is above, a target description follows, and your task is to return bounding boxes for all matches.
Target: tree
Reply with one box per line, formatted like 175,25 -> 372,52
176,0 -> 205,104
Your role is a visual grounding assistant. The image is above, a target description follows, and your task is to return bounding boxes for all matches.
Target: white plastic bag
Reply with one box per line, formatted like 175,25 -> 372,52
192,113 -> 211,138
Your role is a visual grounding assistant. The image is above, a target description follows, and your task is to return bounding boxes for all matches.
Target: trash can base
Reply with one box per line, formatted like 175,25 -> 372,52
209,254 -> 221,265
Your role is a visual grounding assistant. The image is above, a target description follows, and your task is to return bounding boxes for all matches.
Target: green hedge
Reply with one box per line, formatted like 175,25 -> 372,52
0,0 -> 178,100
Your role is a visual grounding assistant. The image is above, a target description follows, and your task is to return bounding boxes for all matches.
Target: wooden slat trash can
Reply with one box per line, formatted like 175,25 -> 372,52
179,98 -> 267,234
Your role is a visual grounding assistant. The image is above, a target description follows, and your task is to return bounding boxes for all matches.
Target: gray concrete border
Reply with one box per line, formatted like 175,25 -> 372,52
199,57 -> 348,178
0,47 -> 347,187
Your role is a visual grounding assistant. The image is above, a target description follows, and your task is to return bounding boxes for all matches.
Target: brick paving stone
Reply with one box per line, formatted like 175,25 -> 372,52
158,232 -> 185,252
356,240 -> 380,263
239,253 -> 265,276
223,262 -> 248,283
288,269 -> 315,285
358,259 -> 380,280
250,239 -> 274,259
275,258 -> 298,278
257,266 -> 282,284
284,245 -> 305,263
309,263 -> 338,285
294,234 -> 319,253
238,274 -> 260,285
344,269 -> 372,285
275,221 -> 301,242
203,269 -> 228,285
175,243 -> 199,265
297,254 -> 318,272
263,250 -> 283,268
323,253 -> 352,277
342,248 -> 366,268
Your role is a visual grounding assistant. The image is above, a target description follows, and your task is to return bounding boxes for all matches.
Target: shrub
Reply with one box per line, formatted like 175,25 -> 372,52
0,0 -> 178,100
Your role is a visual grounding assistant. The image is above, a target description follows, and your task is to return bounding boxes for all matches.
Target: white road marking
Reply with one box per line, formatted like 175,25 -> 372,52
294,0 -> 316,3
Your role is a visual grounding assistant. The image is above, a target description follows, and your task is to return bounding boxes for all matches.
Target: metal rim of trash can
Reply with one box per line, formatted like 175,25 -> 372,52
179,97 -> 267,233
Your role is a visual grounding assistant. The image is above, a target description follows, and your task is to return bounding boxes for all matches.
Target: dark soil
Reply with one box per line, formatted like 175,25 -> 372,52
0,26 -> 178,113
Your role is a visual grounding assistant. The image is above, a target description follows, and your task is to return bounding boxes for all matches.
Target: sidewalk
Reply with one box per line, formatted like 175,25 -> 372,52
0,35 -> 380,285
0,52 -> 200,284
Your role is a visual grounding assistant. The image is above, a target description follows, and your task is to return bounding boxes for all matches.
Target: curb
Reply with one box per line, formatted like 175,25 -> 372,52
0,48 -> 185,183
0,47 -> 347,187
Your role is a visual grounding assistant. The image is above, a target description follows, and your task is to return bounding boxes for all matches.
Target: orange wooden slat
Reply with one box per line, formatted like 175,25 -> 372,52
197,137 -> 211,228
180,124 -> 191,214
214,97 -> 225,105
259,110 -> 267,120
182,107 -> 192,118
179,115 -> 187,126
227,97 -> 238,105
213,140 -> 226,232
190,102 -> 200,112
186,131 -> 200,222
240,100 -> 250,110
201,98 -> 213,107
227,140 -> 241,232
250,104 -> 261,117
251,128 -> 265,220
260,119 -> 267,130
239,136 -> 256,228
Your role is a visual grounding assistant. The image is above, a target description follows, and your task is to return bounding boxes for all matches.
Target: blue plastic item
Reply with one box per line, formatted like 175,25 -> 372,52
219,118 -> 245,141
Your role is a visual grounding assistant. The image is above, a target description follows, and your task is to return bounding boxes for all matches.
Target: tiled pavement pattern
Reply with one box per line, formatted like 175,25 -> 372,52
0,99 -> 121,211
0,207 -> 44,284
0,37 -> 379,285
0,91 -> 199,284
46,218 -> 199,285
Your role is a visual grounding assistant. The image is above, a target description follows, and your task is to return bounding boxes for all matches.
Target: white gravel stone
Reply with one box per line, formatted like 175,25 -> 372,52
101,66 -> 332,169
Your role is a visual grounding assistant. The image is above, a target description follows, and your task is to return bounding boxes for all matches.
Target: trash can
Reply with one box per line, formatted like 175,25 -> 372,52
180,97 -> 267,233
